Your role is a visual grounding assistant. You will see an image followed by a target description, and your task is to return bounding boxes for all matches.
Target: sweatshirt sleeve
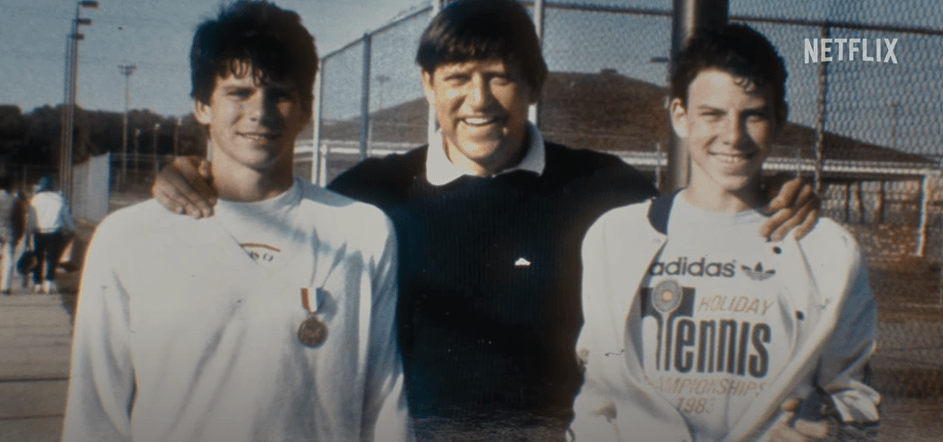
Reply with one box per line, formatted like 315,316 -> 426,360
816,237 -> 881,423
570,206 -> 692,442
62,219 -> 135,442
570,217 -> 623,442
359,215 -> 412,442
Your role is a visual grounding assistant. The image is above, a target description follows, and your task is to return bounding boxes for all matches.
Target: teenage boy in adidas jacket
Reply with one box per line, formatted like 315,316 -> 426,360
62,2 -> 408,441
571,25 -> 879,442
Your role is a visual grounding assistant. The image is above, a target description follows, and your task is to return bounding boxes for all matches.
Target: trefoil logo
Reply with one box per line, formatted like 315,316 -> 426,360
741,263 -> 776,282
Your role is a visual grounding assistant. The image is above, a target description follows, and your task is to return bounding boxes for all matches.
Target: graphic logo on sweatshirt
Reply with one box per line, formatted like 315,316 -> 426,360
741,263 -> 776,281
649,256 -> 736,278
241,242 -> 280,263
641,279 -> 772,379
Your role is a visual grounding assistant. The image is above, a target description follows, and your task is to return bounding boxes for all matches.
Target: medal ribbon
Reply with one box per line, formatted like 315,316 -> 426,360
301,287 -> 314,313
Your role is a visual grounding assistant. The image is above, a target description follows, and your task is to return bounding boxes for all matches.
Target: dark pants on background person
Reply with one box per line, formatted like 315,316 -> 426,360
33,230 -> 66,284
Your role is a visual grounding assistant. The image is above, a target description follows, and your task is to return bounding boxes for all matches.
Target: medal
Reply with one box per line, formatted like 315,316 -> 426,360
298,314 -> 328,347
297,287 -> 328,347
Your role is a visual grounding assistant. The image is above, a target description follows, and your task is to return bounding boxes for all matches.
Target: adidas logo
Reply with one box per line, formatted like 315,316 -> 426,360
742,263 -> 776,281
649,256 -> 736,278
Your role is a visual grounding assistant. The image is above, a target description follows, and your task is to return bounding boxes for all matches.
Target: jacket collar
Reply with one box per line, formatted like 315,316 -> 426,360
425,121 -> 546,186
646,190 -> 681,235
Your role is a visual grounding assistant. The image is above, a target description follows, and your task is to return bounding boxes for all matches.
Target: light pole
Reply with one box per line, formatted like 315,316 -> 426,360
376,75 -> 390,114
133,128 -> 141,183
173,117 -> 181,157
118,63 -> 136,190
664,0 -> 728,192
59,0 -> 98,204
368,75 -> 390,156
153,123 -> 161,178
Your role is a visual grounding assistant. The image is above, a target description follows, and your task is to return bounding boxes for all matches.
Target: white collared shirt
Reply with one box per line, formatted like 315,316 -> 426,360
425,121 -> 546,186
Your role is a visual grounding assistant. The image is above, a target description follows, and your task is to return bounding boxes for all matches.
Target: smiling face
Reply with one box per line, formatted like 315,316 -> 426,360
194,65 -> 310,179
422,58 -> 536,176
671,68 -> 779,212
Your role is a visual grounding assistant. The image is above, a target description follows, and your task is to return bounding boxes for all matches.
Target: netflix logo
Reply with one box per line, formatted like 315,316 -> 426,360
803,37 -> 899,64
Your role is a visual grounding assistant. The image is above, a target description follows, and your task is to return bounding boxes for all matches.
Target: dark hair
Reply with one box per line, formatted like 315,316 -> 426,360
416,0 -> 548,94
36,176 -> 52,192
190,0 -> 317,109
670,23 -> 787,123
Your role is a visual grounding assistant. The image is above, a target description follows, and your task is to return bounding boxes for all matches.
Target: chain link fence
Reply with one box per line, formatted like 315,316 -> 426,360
106,153 -> 174,213
732,6 -> 943,441
301,7 -> 434,186
310,1 -> 943,439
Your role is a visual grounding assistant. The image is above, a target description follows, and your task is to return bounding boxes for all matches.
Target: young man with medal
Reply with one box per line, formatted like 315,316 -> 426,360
62,2 -> 409,441
150,0 -> 817,439
571,24 -> 880,442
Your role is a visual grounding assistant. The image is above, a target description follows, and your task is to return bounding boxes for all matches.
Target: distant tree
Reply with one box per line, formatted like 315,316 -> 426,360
0,105 -> 28,159
75,108 -> 123,162
176,114 -> 207,157
13,105 -> 61,165
1,104 -> 205,168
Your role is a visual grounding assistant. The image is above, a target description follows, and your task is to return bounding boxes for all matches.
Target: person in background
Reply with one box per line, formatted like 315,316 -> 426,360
572,24 -> 879,442
26,176 -> 75,294
0,176 -> 26,294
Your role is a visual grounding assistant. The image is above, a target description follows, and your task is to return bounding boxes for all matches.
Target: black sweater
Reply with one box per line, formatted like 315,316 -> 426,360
329,142 -> 657,436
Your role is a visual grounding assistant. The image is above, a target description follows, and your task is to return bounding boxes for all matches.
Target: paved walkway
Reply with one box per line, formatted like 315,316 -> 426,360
0,271 -> 78,442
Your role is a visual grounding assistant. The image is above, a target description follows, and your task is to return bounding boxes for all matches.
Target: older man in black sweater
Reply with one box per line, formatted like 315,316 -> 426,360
152,1 -> 816,439
329,141 -> 655,439
331,3 -> 659,437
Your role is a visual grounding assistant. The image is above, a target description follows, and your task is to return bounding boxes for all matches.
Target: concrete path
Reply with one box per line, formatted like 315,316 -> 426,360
0,271 -> 78,442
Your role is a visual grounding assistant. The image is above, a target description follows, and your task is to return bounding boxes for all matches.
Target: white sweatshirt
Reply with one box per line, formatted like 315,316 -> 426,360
571,196 -> 879,442
63,179 -> 410,442
29,190 -> 76,233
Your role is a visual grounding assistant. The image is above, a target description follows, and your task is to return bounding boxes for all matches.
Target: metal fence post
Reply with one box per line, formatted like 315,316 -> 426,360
813,24 -> 830,194
916,172 -> 931,256
359,33 -> 372,160
312,61 -> 324,185
426,0 -> 446,148
665,0 -> 729,193
529,0 -> 545,126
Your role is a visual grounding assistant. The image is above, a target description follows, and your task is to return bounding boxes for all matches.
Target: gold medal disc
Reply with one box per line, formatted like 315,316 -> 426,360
297,315 -> 328,347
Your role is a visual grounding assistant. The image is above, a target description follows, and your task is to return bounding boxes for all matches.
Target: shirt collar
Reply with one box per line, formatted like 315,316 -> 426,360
425,121 -> 546,186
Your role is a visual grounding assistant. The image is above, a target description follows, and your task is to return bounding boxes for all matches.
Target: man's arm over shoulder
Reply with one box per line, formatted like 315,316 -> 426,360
62,214 -> 137,442
151,156 -> 217,218
328,147 -> 426,213
546,144 -> 659,204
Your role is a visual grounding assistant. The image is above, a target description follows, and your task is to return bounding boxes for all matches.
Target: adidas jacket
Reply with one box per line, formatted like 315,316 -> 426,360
570,195 -> 880,442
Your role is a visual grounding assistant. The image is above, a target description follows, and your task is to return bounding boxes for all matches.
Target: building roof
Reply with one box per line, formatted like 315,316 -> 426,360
319,70 -> 935,174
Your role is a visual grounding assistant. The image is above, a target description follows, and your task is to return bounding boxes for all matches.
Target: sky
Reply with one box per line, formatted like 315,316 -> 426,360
0,0 -> 426,117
